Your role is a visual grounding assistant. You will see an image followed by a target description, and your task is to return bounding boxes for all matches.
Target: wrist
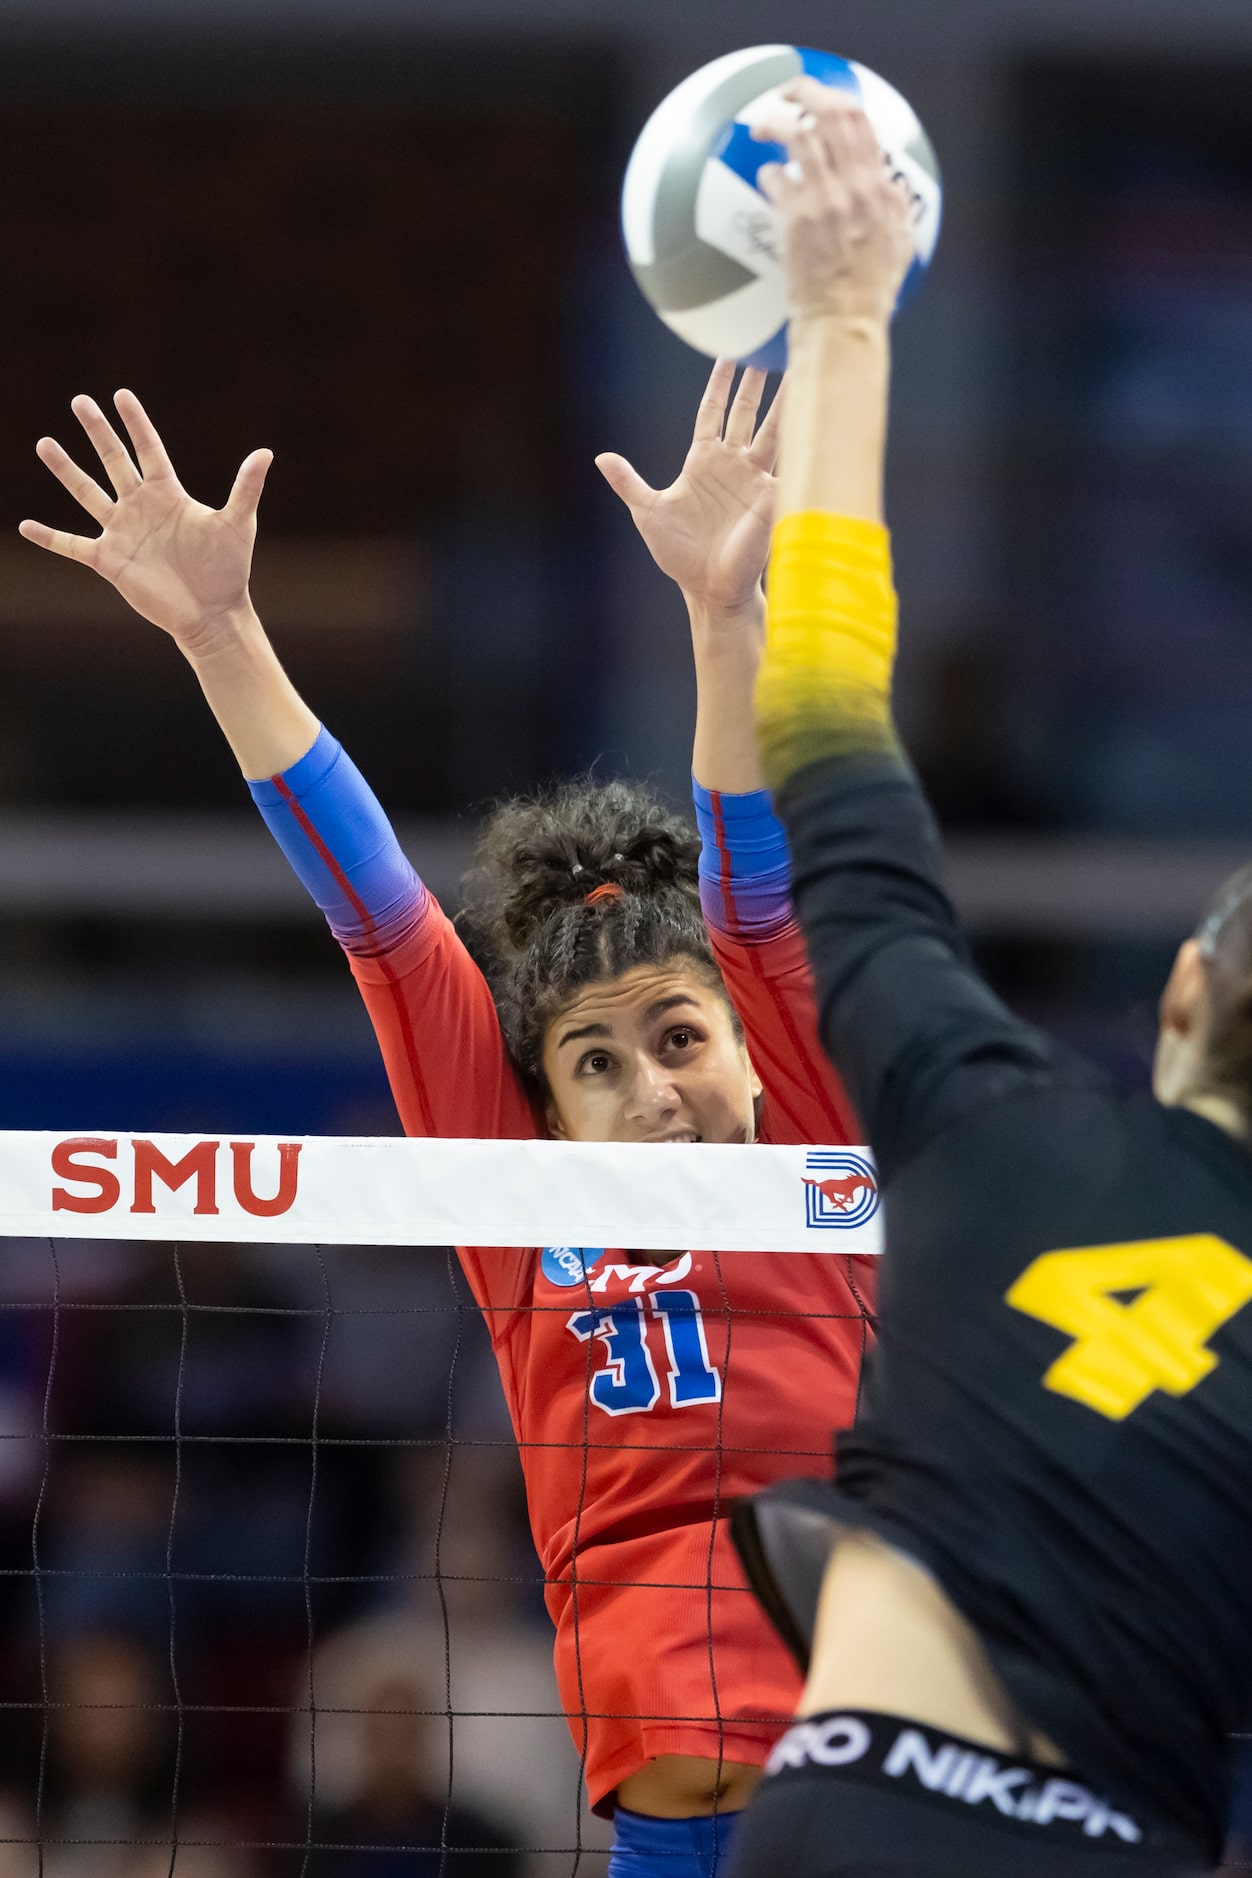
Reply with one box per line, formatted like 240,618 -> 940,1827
178,598 -> 266,667
787,309 -> 891,351
685,590 -> 766,639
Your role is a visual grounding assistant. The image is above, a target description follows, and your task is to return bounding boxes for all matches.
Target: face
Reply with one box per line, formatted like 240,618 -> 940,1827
1153,938 -> 1210,1106
541,961 -> 762,1145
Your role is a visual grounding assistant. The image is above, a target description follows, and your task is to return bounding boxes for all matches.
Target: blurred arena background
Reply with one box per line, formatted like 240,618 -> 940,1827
2,0 -> 1252,1870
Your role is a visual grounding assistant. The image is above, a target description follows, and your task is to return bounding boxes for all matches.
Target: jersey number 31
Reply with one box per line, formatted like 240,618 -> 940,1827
567,1292 -> 721,1417
1007,1233 -> 1252,1421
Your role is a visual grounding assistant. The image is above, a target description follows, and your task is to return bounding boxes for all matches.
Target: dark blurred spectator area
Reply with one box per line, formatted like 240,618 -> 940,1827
0,28 -> 618,815
0,26 -> 624,1131
990,53 -> 1252,841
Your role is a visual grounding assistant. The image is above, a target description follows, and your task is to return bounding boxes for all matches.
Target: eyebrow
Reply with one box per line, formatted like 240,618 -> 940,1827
556,1021 -> 611,1050
643,993 -> 701,1024
555,994 -> 701,1052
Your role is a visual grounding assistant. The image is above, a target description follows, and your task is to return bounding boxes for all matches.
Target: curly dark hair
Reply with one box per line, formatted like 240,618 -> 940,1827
456,776 -> 731,1091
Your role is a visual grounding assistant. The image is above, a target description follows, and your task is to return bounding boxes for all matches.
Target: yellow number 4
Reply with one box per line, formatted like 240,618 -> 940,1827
1006,1235 -> 1252,1422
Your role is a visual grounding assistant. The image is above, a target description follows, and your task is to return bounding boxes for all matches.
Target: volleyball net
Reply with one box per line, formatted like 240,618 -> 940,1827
0,1133 -> 879,1877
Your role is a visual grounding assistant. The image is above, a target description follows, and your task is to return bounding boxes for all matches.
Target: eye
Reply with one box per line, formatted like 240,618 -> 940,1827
664,1025 -> 702,1054
577,1049 -> 616,1077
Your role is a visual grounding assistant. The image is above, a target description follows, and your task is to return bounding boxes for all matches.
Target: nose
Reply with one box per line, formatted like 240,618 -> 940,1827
624,1053 -> 682,1130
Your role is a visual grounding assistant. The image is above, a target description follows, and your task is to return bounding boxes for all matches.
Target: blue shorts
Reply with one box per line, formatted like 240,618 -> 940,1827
610,1806 -> 742,1877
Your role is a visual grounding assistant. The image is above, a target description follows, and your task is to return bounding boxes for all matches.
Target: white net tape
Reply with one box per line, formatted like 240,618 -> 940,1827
0,1135 -> 881,1876
0,1133 -> 883,1252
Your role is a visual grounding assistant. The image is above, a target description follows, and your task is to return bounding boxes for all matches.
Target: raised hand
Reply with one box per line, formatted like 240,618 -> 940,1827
19,391 -> 273,649
752,80 -> 914,326
596,359 -> 780,617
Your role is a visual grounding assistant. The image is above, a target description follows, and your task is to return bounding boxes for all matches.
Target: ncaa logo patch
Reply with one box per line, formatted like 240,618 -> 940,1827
542,1246 -> 606,1287
803,1151 -> 879,1229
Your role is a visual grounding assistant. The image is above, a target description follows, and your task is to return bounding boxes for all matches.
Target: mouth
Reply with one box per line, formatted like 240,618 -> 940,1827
644,1131 -> 700,1145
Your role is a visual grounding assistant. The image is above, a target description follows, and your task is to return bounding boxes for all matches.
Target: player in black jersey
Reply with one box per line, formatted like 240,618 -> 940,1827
724,81 -> 1252,1878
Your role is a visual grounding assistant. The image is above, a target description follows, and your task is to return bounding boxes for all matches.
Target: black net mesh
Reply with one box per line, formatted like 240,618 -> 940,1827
0,1237 -> 616,1876
3,1235 -> 1249,1876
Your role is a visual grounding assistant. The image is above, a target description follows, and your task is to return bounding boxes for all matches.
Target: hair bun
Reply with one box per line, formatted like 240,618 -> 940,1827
458,777 -> 701,964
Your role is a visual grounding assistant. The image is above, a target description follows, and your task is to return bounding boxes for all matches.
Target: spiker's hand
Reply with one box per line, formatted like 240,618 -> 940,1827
19,390 -> 273,650
753,80 -> 914,327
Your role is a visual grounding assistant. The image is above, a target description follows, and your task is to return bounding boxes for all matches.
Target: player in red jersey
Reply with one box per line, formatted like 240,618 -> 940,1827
21,364 -> 874,1876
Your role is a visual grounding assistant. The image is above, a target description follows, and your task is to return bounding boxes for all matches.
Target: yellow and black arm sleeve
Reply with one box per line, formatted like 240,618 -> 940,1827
756,511 -> 899,792
755,510 -> 1061,1175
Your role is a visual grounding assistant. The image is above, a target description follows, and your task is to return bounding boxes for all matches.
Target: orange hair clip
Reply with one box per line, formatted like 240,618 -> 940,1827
583,882 -> 625,907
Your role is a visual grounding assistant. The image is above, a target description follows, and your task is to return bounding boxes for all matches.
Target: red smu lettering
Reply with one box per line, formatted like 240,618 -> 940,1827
131,1140 -> 220,1215
51,1137 -> 122,1214
231,1141 -> 301,1217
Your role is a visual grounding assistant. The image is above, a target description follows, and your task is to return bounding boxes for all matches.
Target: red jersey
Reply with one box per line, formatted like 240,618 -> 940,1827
344,896 -> 874,1809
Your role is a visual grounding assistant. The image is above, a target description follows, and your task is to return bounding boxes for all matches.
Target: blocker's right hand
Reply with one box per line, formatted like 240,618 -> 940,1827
19,391 -> 273,649
595,358 -> 780,617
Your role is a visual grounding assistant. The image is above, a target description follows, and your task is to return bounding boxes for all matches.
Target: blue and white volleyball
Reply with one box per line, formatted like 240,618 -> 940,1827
622,45 -> 942,371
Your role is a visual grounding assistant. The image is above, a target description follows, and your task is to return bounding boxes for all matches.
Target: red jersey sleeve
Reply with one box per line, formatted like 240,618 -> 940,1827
710,919 -> 861,1146
344,896 -> 533,1143
344,900 -> 540,1326
247,728 -> 540,1327
693,779 -> 860,1146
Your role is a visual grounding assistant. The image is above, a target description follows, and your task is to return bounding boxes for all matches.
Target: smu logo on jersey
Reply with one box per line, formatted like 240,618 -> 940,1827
803,1150 -> 879,1229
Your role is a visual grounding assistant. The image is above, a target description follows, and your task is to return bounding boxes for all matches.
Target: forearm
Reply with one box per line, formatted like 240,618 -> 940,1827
179,603 -> 320,781
757,314 -> 899,791
777,315 -> 890,525
689,594 -> 766,795
248,726 -> 426,954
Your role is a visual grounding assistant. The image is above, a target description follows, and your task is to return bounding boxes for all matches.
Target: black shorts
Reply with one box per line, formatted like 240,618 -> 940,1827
726,1713 -> 1212,1878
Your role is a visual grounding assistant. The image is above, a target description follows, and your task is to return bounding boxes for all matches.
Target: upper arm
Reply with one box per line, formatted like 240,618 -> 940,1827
248,727 -> 428,951
695,778 -> 861,1143
348,896 -> 538,1143
693,780 -> 793,944
711,920 -> 861,1145
247,724 -> 536,1139
779,752 -> 1061,1177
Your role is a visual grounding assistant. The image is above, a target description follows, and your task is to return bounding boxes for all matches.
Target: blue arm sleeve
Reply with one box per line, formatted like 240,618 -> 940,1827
247,726 -> 427,953
692,777 -> 793,943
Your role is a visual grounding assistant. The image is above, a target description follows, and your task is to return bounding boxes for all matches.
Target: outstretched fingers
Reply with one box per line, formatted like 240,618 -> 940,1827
70,395 -> 140,498
723,367 -> 767,448
113,389 -> 178,483
748,379 -> 783,471
755,157 -> 803,212
224,448 -> 274,526
692,357 -> 737,444
594,451 -> 655,515
33,436 -> 114,527
785,82 -> 888,206
17,518 -> 100,565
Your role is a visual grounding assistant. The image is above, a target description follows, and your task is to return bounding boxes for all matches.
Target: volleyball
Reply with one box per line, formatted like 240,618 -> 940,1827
622,45 -> 943,370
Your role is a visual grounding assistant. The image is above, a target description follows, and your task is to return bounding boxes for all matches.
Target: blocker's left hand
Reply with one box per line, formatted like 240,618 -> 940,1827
596,359 -> 780,617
